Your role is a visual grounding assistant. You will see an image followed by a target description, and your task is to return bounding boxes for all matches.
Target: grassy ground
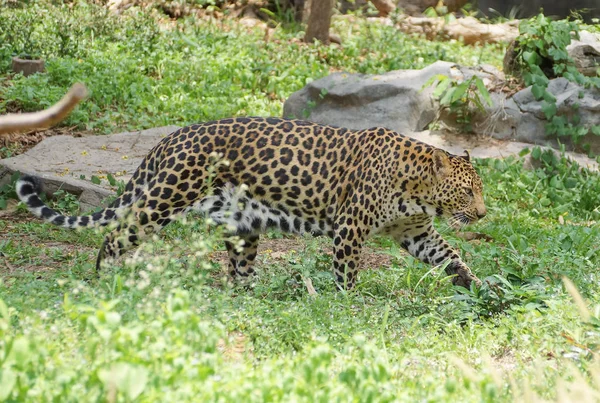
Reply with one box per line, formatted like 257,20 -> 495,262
2,3 -> 600,401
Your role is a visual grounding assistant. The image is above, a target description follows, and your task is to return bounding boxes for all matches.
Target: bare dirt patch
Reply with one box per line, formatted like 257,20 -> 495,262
2,216 -> 396,276
209,236 -> 394,271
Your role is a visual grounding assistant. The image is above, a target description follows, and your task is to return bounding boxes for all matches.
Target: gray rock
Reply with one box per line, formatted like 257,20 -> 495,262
0,126 -> 179,211
283,60 -> 502,133
406,129 -> 597,171
286,60 -> 600,154
484,78 -> 600,153
567,30 -> 600,77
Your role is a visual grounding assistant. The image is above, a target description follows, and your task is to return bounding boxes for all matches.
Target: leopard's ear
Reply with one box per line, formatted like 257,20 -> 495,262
432,149 -> 451,178
462,150 -> 471,161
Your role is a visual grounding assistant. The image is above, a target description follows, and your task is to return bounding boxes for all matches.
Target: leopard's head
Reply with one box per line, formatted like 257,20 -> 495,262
431,149 -> 486,229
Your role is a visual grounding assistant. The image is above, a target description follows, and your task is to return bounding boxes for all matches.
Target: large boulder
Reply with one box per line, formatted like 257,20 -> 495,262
283,60 -> 502,134
481,78 -> 600,153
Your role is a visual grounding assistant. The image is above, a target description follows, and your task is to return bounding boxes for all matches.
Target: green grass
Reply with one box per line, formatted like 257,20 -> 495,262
2,2 -> 600,401
0,2 -> 504,133
2,151 -> 600,401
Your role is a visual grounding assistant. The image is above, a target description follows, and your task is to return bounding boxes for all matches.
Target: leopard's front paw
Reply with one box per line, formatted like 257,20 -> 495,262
452,268 -> 481,289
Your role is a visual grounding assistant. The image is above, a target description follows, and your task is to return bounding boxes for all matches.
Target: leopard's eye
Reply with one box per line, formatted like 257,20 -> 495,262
464,187 -> 474,197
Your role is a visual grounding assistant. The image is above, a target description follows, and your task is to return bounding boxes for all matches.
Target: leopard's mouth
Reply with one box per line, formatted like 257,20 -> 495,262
449,212 -> 477,229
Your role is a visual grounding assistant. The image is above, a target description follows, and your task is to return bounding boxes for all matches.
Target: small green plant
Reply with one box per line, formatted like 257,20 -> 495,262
81,173 -> 127,206
0,143 -> 23,159
0,171 -> 19,210
454,271 -> 549,321
512,14 -> 600,147
51,189 -> 80,214
529,147 -> 600,220
302,88 -> 328,119
424,74 -> 493,132
107,173 -> 127,196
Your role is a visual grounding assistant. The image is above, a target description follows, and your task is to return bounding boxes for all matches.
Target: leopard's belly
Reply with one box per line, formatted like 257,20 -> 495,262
192,183 -> 334,237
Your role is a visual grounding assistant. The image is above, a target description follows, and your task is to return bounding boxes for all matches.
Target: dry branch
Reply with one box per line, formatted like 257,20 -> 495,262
0,83 -> 88,135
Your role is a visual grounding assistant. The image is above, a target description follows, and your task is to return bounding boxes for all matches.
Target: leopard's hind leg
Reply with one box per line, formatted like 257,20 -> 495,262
224,234 -> 260,278
95,183 -> 183,270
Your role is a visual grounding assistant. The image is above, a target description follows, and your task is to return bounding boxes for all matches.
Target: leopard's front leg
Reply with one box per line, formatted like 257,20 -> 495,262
331,205 -> 370,291
392,218 -> 481,288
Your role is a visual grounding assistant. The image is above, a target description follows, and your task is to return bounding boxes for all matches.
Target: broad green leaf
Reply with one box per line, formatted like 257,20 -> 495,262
548,47 -> 568,61
98,363 -> 149,401
541,100 -> 557,120
542,91 -> 556,103
536,13 -> 547,27
474,77 -> 492,106
522,51 -> 540,66
439,87 -> 455,107
561,236 -> 573,251
423,7 -> 438,17
421,75 -> 439,90
432,77 -> 451,99
450,82 -> 469,104
532,73 -> 549,86
0,369 -> 16,400
551,115 -> 567,127
564,178 -> 578,189
549,175 -> 563,189
531,84 -> 546,100
576,126 -> 588,137
534,39 -> 547,54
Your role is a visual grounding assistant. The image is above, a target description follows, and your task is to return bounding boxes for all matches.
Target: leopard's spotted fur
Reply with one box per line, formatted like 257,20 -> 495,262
17,117 -> 487,288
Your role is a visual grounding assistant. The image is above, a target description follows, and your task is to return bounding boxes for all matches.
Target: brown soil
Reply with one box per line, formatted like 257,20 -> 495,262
1,213 -> 397,276
209,236 -> 395,272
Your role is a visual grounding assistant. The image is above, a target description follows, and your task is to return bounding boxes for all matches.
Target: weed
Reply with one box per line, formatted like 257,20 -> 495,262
50,189 -> 80,215
511,14 -> 600,147
424,73 -> 493,132
0,171 -> 19,210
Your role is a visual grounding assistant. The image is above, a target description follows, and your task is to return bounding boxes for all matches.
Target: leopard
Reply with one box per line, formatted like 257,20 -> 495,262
17,117 -> 487,289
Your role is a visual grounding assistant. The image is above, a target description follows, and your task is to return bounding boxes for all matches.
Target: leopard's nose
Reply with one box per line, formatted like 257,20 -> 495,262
477,209 -> 487,219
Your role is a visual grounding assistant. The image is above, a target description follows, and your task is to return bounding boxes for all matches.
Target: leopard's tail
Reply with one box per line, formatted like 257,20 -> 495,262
16,175 -> 129,229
